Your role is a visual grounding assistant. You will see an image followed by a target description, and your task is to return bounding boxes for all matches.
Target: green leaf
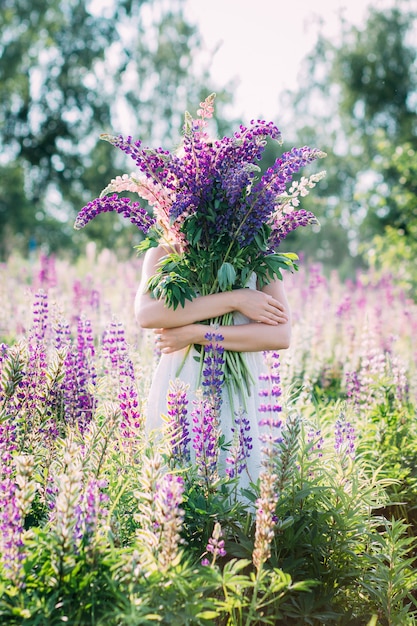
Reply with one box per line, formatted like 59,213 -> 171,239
134,235 -> 159,256
190,226 -> 203,245
217,262 -> 236,291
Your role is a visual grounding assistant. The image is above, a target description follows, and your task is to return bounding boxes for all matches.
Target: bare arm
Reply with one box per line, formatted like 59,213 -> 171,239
153,277 -> 291,353
135,246 -> 288,328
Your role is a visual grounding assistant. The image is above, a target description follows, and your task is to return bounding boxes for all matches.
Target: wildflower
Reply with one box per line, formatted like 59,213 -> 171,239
153,474 -> 185,571
307,428 -> 324,459
334,413 -> 356,459
225,408 -> 253,479
274,413 -> 301,495
202,521 -> 226,566
269,209 -> 318,248
0,421 -> 25,581
0,477 -> 25,580
37,252 -> 57,289
31,290 -> 49,342
192,393 -> 221,489
390,355 -> 409,406
49,439 -> 84,552
135,451 -> 185,572
73,478 -> 109,550
201,331 -> 225,413
252,471 -> 278,571
189,333 -> 225,489
54,318 -> 72,351
17,290 -> 50,426
102,318 -> 134,378
166,378 -> 191,463
74,194 -> 156,232
62,317 -> 96,431
258,351 -> 284,464
346,371 -> 362,407
119,382 -> 142,442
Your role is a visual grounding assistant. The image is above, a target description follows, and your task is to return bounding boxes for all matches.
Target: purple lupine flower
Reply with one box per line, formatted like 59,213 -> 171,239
336,295 -> 352,318
62,344 -> 79,424
15,291 -> 49,427
220,163 -> 256,206
258,351 -> 300,497
390,356 -> 409,406
71,277 -> 102,317
23,340 -> 48,418
0,342 -> 8,364
346,371 -> 362,408
237,147 -> 324,245
0,420 -> 17,481
74,317 -> 96,430
0,478 -> 25,580
102,318 -> 134,379
31,290 -> 49,342
191,332 -> 225,489
45,476 -> 59,511
269,209 -> 318,248
37,253 -> 57,289
0,422 -> 25,581
258,352 -> 283,462
73,478 -> 109,550
214,120 -> 281,176
201,331 -> 225,414
334,414 -> 356,459
166,379 -> 191,464
307,428 -> 324,459
54,318 -> 72,351
202,521 -> 226,566
61,317 -> 96,431
206,522 -> 226,557
225,408 -> 253,479
305,427 -> 324,479
102,318 -> 141,440
192,394 -> 221,489
74,194 -> 156,232
100,135 -> 178,194
119,382 -> 142,442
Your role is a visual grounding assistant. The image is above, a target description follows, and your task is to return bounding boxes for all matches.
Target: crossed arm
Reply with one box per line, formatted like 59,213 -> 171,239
135,245 -> 292,354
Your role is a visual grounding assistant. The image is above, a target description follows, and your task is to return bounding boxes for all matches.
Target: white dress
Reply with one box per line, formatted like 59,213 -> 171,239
145,274 -> 274,492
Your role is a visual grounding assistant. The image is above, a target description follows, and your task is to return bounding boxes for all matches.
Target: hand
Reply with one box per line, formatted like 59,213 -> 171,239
154,325 -> 204,354
232,288 -> 289,325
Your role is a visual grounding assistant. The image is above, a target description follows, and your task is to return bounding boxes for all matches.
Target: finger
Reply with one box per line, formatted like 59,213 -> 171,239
258,316 -> 278,326
268,301 -> 286,313
266,311 -> 288,324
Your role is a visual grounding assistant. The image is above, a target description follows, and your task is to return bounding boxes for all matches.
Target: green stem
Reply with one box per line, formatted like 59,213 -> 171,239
175,344 -> 192,378
244,568 -> 263,626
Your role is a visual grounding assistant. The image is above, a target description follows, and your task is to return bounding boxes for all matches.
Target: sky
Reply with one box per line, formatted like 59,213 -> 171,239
185,0 -> 399,122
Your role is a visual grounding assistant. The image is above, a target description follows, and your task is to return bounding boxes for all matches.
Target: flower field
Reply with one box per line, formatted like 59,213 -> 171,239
1,250 -> 417,625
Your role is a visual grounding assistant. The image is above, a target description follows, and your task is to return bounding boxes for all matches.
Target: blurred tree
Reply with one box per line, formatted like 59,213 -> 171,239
0,0 -> 233,258
279,1 -> 417,274
359,137 -> 417,296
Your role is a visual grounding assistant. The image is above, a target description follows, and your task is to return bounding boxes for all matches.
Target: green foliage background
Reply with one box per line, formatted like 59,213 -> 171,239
0,0 -> 234,257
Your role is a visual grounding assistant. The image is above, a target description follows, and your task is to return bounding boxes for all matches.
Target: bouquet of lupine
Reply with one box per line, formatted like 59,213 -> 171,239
74,93 -> 326,397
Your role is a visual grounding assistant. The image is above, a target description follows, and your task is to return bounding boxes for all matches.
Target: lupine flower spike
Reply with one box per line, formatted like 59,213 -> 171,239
191,332 -> 225,491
